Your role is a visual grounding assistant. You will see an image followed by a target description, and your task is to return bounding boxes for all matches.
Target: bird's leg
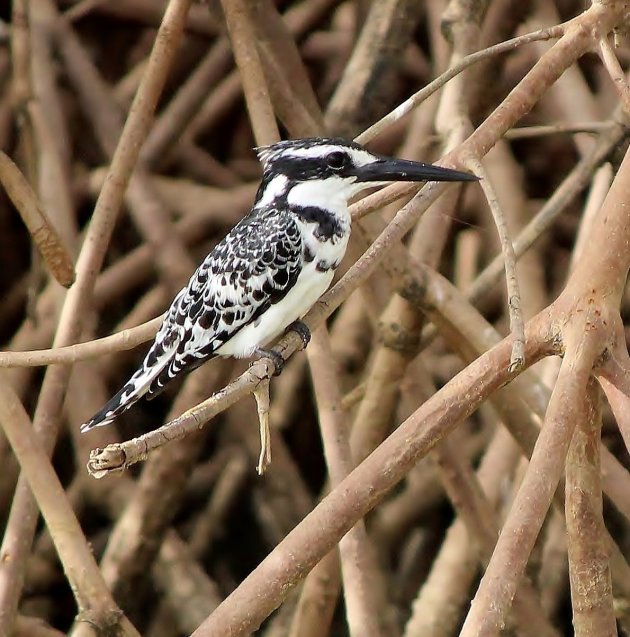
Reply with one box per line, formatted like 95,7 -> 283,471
253,378 -> 271,474
254,347 -> 285,376
287,320 -> 311,349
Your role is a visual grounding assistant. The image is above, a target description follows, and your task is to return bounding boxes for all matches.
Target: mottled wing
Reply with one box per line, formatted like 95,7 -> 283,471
146,209 -> 303,396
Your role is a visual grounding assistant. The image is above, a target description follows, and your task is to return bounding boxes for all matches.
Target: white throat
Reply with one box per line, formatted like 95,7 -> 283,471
286,178 -> 354,215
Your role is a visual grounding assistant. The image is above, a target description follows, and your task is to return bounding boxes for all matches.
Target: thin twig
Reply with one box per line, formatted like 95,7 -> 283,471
356,24 -> 565,144
505,121 -> 617,139
253,378 -> 271,474
466,156 -> 524,371
0,317 -> 162,367
454,115 -> 626,310
599,37 -> 630,116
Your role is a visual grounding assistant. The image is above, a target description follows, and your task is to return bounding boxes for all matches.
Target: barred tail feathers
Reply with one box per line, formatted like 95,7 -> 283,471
80,338 -> 178,432
79,383 -> 144,432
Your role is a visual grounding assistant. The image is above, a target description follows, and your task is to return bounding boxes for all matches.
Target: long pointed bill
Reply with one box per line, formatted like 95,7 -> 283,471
355,157 -> 478,183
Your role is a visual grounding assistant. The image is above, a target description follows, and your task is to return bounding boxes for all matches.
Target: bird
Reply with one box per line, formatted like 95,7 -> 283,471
81,137 -> 477,432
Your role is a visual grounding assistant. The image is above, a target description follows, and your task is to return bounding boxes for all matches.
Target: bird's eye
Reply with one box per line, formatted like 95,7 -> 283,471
327,152 -> 347,171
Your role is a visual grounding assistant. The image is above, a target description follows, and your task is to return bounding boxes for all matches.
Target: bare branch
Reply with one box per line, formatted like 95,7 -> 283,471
599,36 -> 630,116
465,157 -> 524,370
505,121 -> 617,139
219,0 -> 279,146
356,24 -> 565,145
459,316 -> 607,637
0,317 -> 162,368
0,376 -> 140,636
0,151 -> 74,287
566,379 -> 616,636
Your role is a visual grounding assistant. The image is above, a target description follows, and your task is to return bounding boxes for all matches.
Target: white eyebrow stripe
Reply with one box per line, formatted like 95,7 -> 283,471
284,146 -> 377,167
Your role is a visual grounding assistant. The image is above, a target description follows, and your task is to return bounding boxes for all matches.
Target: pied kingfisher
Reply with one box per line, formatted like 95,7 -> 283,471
81,137 -> 476,432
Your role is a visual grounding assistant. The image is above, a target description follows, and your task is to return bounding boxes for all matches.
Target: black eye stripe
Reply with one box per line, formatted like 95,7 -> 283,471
269,156 -> 352,179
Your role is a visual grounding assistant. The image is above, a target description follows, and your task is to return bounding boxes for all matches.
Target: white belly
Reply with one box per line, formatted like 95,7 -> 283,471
215,261 -> 334,358
217,213 -> 350,359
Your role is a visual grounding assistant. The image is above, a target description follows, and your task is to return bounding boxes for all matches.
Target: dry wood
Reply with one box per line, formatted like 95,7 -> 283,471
0,1 -> 629,636
0,151 -> 74,287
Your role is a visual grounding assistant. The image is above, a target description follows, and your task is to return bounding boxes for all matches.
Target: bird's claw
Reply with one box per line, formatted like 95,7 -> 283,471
254,347 -> 285,376
287,320 -> 311,349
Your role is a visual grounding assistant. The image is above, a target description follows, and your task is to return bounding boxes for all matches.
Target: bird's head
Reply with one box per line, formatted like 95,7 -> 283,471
255,137 -> 477,209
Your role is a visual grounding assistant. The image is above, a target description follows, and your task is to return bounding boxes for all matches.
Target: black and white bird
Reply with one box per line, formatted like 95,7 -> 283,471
81,137 -> 476,432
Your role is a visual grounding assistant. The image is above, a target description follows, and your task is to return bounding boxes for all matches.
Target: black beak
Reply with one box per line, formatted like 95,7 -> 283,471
355,157 -> 478,183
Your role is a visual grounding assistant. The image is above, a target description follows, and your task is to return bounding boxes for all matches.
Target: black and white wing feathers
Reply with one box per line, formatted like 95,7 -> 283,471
80,209 -> 303,431
147,208 -> 303,394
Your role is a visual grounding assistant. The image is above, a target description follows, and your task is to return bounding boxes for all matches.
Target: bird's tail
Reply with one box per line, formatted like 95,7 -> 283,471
80,382 -> 145,432
80,340 -> 176,432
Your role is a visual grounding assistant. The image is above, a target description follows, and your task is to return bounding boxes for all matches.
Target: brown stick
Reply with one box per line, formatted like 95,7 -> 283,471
0,150 -> 74,287
189,314 -> 553,636
459,95 -> 630,633
459,314 -> 605,637
356,24 -> 565,144
0,1 -> 193,633
219,0 -> 279,146
566,379 -> 617,637
308,328 -> 396,637
0,376 -> 140,636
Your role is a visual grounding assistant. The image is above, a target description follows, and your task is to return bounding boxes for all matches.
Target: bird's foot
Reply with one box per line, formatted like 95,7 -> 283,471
287,320 -> 311,349
254,347 -> 285,376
